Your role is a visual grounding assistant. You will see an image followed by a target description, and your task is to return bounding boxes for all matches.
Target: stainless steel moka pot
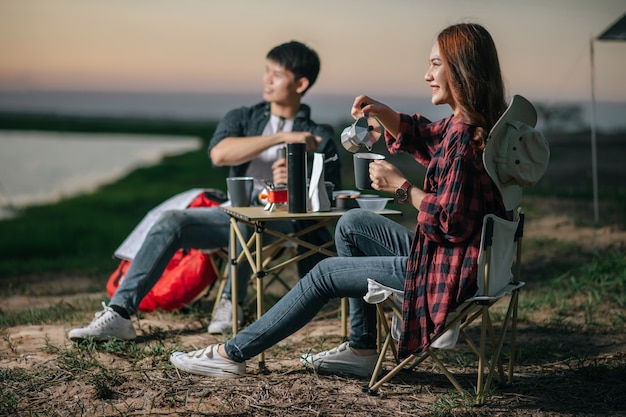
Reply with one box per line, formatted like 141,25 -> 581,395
340,116 -> 383,153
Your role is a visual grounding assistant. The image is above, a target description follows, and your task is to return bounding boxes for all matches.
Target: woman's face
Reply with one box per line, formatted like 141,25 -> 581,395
425,43 -> 455,110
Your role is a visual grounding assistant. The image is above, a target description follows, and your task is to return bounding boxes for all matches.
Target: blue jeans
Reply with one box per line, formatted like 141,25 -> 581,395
110,207 -> 295,315
225,209 -> 412,362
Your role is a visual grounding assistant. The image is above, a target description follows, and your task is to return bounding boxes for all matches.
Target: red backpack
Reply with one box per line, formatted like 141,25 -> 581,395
106,190 -> 225,312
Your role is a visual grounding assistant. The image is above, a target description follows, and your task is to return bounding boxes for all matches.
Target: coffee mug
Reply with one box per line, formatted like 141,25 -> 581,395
226,177 -> 254,207
353,153 -> 385,190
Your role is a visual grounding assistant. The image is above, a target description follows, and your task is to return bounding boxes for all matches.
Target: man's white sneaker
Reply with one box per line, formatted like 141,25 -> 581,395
68,302 -> 136,341
208,297 -> 244,334
170,344 -> 246,378
301,342 -> 378,377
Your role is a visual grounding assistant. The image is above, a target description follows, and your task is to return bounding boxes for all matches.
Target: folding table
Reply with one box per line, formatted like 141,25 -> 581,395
221,205 -> 402,370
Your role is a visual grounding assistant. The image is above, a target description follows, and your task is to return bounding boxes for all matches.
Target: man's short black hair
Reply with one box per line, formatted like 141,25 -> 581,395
266,41 -> 320,95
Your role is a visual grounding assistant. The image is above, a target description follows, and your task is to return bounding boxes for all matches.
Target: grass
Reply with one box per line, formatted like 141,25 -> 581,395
523,248 -> 626,332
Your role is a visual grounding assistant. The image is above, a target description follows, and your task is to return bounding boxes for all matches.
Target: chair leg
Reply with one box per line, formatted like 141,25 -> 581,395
480,293 -> 518,404
211,277 -> 228,316
508,290 -> 520,384
366,353 -> 420,395
207,250 -> 229,316
375,305 -> 390,351
367,305 -> 393,389
483,309 -> 507,384
428,349 -> 465,394
476,305 -> 489,404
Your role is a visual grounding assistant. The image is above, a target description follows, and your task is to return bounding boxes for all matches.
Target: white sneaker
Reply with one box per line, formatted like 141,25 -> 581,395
208,297 -> 244,334
301,342 -> 378,377
170,344 -> 246,378
68,302 -> 136,341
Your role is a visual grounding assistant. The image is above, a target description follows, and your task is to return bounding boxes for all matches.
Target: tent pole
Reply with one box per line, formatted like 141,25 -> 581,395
589,37 -> 600,225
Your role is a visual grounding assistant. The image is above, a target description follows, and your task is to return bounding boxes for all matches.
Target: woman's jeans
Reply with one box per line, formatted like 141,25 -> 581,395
110,207 -> 295,315
226,209 -> 413,362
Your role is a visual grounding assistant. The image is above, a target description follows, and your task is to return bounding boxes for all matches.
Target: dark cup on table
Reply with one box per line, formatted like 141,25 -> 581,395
227,177 -> 254,207
354,152 -> 385,190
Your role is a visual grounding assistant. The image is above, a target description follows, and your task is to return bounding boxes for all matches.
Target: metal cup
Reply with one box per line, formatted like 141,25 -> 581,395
226,177 -> 254,207
353,153 -> 385,190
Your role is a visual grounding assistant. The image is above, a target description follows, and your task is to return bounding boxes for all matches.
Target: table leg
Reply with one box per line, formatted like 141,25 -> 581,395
341,298 -> 348,341
230,218 -> 238,335
255,222 -> 269,373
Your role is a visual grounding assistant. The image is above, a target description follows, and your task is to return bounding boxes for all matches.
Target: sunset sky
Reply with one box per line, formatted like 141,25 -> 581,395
1,0 -> 625,107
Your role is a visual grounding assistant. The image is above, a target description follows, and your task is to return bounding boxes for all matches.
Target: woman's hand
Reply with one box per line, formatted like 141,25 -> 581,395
351,95 -> 401,138
351,95 -> 388,119
369,160 -> 406,194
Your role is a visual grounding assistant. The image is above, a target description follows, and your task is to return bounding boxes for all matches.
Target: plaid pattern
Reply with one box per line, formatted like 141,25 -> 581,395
386,114 -> 508,358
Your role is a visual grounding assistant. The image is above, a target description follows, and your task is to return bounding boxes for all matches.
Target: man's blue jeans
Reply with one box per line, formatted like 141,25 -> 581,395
110,207 -> 295,315
225,209 -> 412,362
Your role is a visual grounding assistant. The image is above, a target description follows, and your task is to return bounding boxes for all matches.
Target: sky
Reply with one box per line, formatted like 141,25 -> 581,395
1,0 -> 625,109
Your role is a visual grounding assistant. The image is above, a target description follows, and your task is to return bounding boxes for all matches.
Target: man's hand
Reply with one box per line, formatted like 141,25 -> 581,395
271,132 -> 321,185
272,158 -> 288,185
281,132 -> 321,152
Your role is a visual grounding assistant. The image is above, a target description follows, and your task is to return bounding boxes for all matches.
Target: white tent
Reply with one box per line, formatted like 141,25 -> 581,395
590,13 -> 626,224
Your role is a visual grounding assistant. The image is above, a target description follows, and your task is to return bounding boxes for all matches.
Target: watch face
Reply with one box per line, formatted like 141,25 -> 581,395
395,188 -> 407,202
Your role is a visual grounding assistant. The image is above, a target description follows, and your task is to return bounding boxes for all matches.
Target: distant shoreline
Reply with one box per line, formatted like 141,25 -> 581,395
1,89 -> 625,132
0,131 -> 200,219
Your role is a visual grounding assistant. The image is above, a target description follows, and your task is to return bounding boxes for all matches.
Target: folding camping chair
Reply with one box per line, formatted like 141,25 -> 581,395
363,209 -> 525,404
205,247 -> 230,316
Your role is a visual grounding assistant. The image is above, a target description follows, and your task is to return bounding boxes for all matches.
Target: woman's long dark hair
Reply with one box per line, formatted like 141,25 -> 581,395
437,23 -> 507,150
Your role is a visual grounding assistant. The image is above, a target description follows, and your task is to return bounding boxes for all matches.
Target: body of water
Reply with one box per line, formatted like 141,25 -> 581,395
0,131 -> 200,219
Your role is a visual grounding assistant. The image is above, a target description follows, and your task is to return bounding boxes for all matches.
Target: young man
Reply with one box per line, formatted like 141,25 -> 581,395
68,40 -> 341,340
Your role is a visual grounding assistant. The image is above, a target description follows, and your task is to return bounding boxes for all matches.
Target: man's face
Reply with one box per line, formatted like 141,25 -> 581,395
263,59 -> 300,104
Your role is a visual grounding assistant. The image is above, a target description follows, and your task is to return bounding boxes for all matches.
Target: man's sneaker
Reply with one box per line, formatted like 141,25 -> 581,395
300,342 -> 378,377
68,302 -> 136,341
170,344 -> 246,378
208,297 -> 244,334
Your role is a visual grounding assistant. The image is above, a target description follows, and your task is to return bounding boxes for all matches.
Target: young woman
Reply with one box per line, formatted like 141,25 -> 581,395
170,22 -> 510,378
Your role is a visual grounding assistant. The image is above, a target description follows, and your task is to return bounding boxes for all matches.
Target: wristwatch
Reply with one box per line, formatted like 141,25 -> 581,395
395,181 -> 412,204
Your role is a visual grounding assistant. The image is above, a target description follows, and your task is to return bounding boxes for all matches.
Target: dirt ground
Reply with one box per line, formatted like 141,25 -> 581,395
1,191 -> 625,416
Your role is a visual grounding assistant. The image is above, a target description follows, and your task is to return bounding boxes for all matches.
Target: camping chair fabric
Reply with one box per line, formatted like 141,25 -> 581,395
363,210 -> 525,404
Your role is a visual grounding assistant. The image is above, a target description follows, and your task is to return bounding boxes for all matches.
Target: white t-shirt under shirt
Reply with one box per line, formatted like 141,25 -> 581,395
245,114 -> 293,189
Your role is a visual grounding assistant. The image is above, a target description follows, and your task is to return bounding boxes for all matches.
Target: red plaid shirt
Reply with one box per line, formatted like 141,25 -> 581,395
386,113 -> 508,358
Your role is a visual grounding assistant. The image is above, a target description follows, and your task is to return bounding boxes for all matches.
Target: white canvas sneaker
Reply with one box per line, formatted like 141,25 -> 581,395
68,302 -> 136,341
170,344 -> 246,378
301,342 -> 378,377
208,297 -> 244,334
